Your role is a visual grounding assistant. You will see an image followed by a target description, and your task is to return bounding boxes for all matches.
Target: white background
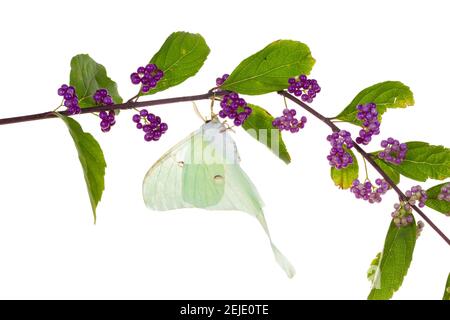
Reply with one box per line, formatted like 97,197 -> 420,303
0,0 -> 448,300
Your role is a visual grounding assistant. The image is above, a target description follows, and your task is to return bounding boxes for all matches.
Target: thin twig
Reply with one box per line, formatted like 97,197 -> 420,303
0,88 -> 447,246
0,90 -> 230,126
279,90 -> 450,246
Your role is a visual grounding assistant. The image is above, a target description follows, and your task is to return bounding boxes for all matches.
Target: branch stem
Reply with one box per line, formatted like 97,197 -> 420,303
279,90 -> 450,246
0,88 -> 447,246
0,90 -> 229,126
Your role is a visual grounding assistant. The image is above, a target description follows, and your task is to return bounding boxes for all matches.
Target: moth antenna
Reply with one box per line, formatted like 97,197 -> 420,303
210,93 -> 216,120
192,102 -> 206,122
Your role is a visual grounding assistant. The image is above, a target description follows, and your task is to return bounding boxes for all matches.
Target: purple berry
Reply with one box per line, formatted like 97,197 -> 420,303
160,123 -> 168,132
99,111 -> 108,120
144,133 -> 153,141
100,120 -> 110,129
132,114 -> 141,123
130,73 -> 141,84
137,66 -> 145,74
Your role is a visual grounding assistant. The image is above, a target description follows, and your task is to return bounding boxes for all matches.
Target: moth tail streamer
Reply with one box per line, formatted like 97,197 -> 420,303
256,213 -> 296,279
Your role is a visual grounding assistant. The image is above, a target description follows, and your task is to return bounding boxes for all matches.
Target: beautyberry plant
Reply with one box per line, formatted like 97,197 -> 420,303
0,31 -> 448,301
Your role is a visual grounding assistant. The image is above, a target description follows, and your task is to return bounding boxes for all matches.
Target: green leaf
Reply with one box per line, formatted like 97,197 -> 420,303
368,220 -> 417,300
373,157 -> 400,185
367,252 -> 381,281
425,183 -> 450,216
336,81 -> 414,125
56,113 -> 106,223
443,273 -> 450,300
373,142 -> 450,182
70,54 -> 123,108
241,104 -> 291,164
330,149 -> 358,189
222,40 -> 315,95
146,31 -> 210,95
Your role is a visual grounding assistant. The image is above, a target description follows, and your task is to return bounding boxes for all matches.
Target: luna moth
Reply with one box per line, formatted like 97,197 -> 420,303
142,117 -> 295,278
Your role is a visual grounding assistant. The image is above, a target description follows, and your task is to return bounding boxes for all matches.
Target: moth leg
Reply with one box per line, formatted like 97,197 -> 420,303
220,121 -> 236,133
209,93 -> 218,121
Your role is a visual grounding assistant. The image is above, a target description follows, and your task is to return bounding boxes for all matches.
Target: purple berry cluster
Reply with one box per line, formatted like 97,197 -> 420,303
405,185 -> 427,208
326,130 -> 354,169
218,93 -> 252,126
272,109 -> 307,133
57,84 -> 80,115
350,178 -> 390,203
130,64 -> 164,93
287,75 -> 321,103
392,185 -> 427,228
438,183 -> 450,202
93,89 -> 114,106
99,110 -> 116,133
355,103 -> 380,145
391,202 -> 415,228
132,109 -> 168,142
216,74 -> 229,86
378,138 -> 408,165
93,89 -> 116,133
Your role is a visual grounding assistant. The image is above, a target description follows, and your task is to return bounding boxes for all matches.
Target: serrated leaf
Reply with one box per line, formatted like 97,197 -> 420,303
146,31 -> 210,95
443,273 -> 450,300
336,81 -> 414,125
368,220 -> 417,300
242,104 -> 291,164
56,113 -> 106,223
330,148 -> 358,189
367,252 -> 381,281
221,40 -> 315,95
372,142 -> 450,182
425,183 -> 450,216
373,157 -> 400,184
70,54 -> 123,107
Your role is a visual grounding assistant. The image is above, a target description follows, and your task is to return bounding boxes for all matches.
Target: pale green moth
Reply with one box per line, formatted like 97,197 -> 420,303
142,117 -> 295,278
